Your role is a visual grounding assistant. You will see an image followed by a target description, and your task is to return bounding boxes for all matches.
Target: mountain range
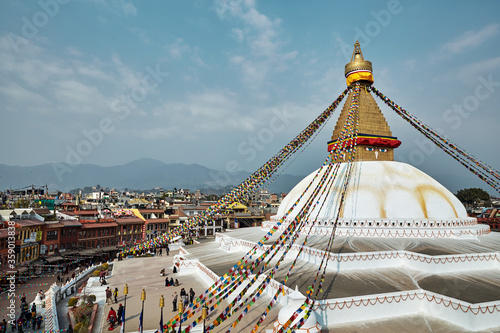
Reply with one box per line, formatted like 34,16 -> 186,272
0,158 -> 304,194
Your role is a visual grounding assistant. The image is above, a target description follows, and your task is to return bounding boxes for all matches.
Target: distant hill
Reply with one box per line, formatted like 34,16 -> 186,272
0,158 -> 304,194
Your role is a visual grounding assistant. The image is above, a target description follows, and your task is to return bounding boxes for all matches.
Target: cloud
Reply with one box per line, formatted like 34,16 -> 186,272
455,57 -> 500,83
165,38 -> 190,60
213,0 -> 297,94
430,23 -> 500,63
0,34 -> 147,118
134,89 -> 257,140
89,0 -> 137,16
0,83 -> 53,110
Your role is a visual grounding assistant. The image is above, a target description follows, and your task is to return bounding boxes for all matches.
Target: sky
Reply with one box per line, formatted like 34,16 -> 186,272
0,0 -> 499,195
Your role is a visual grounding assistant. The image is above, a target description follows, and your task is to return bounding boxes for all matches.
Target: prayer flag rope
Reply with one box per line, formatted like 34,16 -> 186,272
370,86 -> 500,193
164,89 -> 350,331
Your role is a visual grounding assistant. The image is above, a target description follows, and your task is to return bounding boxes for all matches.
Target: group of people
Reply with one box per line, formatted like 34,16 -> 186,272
107,303 -> 124,330
11,293 -> 43,332
155,244 -> 170,256
171,288 -> 195,312
99,270 -> 108,286
56,271 -> 76,285
105,286 -> 119,305
118,243 -> 171,260
164,277 -> 179,287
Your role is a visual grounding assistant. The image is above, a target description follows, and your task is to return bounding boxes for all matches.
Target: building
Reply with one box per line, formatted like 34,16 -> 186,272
12,219 -> 44,264
115,217 -> 145,246
78,219 -> 118,250
138,209 -> 170,241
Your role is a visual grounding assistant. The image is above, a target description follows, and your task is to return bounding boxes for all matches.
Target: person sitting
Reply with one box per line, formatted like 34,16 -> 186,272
169,277 -> 174,286
165,277 -> 170,287
175,279 -> 180,287
160,268 -> 166,276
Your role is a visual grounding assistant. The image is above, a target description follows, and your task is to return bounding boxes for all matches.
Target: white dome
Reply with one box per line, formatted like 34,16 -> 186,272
276,161 -> 467,221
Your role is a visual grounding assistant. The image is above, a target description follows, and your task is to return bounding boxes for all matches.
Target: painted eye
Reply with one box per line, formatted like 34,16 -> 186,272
379,148 -> 388,152
365,147 -> 374,151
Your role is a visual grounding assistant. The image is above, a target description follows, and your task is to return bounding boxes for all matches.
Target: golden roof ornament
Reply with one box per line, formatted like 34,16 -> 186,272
344,41 -> 374,86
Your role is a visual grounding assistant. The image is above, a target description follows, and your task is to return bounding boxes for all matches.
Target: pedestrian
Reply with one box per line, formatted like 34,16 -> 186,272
172,292 -> 178,312
36,316 -> 42,330
166,244 -> 170,256
15,318 -> 22,332
105,287 -> 112,305
31,317 -> 36,330
180,288 -> 187,304
117,304 -> 124,324
67,324 -> 73,333
57,274 -> 61,284
20,294 -> 26,303
2,319 -> 7,333
159,248 -> 162,256
113,287 -> 118,303
189,288 -> 195,304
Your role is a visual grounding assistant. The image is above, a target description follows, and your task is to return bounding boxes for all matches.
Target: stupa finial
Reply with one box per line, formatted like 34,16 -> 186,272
344,41 -> 374,86
351,40 -> 364,61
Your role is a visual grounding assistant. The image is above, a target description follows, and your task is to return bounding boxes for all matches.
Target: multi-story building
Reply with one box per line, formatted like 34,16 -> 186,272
78,219 -> 118,249
138,209 -> 169,240
115,217 -> 145,246
59,220 -> 82,252
13,219 -> 44,264
0,228 -> 17,269
41,220 -> 82,255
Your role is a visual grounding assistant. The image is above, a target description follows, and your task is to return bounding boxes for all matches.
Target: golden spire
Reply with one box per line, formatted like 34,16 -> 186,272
344,41 -> 374,86
328,41 -> 401,162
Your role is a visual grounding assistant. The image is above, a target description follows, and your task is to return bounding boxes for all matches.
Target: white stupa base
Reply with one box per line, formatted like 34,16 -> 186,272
264,218 -> 490,239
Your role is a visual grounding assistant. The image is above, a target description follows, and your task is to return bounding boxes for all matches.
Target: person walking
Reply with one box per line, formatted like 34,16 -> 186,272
166,244 -> 170,256
189,288 -> 195,304
105,287 -> 112,305
113,288 -> 119,303
172,292 -> 178,312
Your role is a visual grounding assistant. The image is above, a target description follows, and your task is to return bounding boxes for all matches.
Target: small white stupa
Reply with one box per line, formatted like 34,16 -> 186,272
269,286 -> 321,333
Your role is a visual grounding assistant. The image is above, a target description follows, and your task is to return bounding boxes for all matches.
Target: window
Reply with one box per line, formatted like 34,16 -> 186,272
47,230 -> 58,241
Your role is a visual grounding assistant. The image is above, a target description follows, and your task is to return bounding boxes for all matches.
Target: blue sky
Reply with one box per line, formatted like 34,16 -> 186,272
0,0 -> 499,195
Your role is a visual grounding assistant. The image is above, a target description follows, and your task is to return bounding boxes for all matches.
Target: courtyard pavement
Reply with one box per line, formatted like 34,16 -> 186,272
94,249 -> 280,333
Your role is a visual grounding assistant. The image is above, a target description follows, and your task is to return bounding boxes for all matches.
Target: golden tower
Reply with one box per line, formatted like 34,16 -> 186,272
328,41 -> 401,162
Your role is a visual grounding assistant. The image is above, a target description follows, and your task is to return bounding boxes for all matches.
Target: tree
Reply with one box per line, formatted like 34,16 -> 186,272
456,188 -> 491,207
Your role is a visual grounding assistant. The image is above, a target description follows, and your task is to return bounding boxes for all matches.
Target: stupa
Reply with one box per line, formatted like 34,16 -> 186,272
165,42 -> 500,332
271,41 -> 489,239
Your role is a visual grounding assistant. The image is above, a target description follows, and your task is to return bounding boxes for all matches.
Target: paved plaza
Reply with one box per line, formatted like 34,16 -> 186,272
95,248 -> 281,333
